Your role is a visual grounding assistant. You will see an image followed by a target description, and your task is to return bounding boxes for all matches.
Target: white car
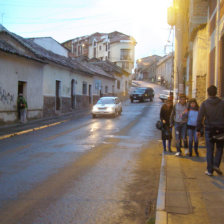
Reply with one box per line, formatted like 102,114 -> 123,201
92,96 -> 122,118
159,90 -> 174,102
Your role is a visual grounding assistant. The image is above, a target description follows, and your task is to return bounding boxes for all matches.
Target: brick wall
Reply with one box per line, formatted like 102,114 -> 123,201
196,75 -> 206,104
193,0 -> 208,17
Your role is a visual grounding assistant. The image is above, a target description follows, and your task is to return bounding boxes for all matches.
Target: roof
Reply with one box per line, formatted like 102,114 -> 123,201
0,39 -> 45,63
0,26 -> 116,79
74,57 -> 114,80
62,31 -> 136,45
89,58 -> 130,76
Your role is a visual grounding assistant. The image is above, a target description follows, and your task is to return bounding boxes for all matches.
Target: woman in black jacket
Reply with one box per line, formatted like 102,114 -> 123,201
160,98 -> 173,152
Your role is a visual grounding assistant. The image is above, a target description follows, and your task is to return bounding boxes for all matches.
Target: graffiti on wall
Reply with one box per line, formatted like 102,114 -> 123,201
0,85 -> 14,105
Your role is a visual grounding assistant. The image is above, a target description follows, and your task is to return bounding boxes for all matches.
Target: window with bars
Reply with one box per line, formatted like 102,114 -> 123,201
120,49 -> 131,60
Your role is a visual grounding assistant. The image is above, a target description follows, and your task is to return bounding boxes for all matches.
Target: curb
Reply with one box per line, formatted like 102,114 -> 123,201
0,109 -> 91,140
0,119 -> 68,140
155,152 -> 167,224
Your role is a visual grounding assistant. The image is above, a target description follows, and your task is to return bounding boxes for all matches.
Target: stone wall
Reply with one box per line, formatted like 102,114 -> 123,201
196,75 -> 206,105
43,96 -> 56,117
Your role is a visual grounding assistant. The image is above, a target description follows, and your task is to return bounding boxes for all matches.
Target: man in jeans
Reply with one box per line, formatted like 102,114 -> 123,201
170,94 -> 188,156
197,85 -> 224,176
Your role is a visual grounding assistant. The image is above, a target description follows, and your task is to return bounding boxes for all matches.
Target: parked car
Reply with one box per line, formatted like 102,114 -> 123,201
159,90 -> 174,102
91,96 -> 122,118
130,87 -> 154,103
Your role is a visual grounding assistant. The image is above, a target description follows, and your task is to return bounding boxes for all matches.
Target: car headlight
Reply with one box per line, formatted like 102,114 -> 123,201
107,107 -> 114,112
92,106 -> 98,112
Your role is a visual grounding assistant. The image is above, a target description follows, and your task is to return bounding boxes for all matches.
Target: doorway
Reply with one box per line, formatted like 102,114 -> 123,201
88,84 -> 92,104
71,79 -> 76,109
18,81 -> 27,97
56,80 -> 61,110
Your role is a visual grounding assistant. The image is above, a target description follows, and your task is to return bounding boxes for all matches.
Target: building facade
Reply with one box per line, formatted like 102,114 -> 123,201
0,25 -> 126,124
62,31 -> 136,75
156,53 -> 174,89
169,0 -> 224,103
135,55 -> 162,81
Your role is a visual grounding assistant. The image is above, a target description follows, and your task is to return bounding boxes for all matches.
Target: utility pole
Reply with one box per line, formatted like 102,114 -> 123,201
173,0 -> 185,101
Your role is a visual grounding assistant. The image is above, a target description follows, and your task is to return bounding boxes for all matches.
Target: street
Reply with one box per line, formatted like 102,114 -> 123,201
0,83 -> 165,224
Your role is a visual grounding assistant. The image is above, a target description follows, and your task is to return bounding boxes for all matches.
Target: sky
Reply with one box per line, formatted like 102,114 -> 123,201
0,0 -> 174,61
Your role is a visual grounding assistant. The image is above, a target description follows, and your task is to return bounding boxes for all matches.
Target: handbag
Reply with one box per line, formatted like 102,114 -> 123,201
156,120 -> 162,130
211,128 -> 224,142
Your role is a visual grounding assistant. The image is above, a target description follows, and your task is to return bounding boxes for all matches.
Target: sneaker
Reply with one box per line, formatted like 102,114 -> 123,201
205,171 -> 213,176
213,166 -> 223,175
175,152 -> 181,156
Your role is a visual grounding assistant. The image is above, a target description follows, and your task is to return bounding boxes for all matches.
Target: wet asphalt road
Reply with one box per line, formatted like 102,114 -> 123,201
0,82 -> 166,224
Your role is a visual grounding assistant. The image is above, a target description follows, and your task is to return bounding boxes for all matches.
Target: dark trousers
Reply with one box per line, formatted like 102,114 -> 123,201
174,122 -> 187,153
205,130 -> 224,173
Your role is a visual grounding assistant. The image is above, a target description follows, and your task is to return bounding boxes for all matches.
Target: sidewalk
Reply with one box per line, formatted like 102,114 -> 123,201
156,142 -> 224,224
0,108 -> 91,140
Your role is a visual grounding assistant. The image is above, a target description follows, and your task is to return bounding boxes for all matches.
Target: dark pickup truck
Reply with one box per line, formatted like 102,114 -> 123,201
130,87 -> 154,103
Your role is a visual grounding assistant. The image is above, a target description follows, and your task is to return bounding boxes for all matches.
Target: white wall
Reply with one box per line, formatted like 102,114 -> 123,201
0,54 -> 44,122
43,64 -> 93,97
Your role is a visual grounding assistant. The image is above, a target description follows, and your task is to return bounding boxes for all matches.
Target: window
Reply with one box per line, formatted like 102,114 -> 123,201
82,82 -> 87,95
117,80 -> 120,89
108,51 -> 110,59
99,45 -> 102,51
120,49 -> 131,60
105,44 -> 108,51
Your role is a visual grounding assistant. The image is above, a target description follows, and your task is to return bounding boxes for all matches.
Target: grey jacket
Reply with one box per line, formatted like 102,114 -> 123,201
170,103 -> 188,125
196,96 -> 224,131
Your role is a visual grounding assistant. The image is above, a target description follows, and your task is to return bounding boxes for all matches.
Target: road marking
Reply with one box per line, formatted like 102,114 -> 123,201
0,120 -> 68,141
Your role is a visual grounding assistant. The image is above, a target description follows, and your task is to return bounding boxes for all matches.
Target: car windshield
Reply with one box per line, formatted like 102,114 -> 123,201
97,98 -> 115,104
134,89 -> 145,94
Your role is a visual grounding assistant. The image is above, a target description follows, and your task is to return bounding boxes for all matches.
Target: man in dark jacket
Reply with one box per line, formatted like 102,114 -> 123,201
197,85 -> 224,176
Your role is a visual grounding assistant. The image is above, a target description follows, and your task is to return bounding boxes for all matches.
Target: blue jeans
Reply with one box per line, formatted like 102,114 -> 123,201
205,130 -> 224,173
188,128 -> 198,155
175,122 -> 187,153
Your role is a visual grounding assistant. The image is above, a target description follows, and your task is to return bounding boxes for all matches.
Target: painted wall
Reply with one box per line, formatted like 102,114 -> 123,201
0,53 -> 44,123
42,64 -> 94,115
110,41 -> 135,73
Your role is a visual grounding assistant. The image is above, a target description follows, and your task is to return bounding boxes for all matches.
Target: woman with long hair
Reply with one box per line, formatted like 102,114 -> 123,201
185,98 -> 200,157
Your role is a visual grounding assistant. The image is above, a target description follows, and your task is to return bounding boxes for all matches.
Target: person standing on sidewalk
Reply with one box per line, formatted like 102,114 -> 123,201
17,93 -> 28,123
160,97 -> 173,152
184,98 -> 199,157
170,94 -> 188,156
197,85 -> 224,176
